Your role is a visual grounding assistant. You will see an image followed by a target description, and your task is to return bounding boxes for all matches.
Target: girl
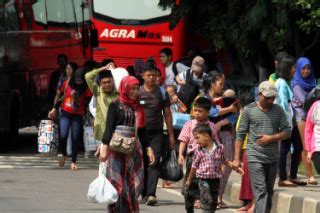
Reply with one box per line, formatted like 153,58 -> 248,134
305,100 -> 320,174
291,57 -> 317,185
48,67 -> 92,170
276,57 -> 306,186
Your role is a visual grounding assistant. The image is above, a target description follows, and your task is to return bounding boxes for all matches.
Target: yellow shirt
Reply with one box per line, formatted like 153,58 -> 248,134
236,112 -> 248,150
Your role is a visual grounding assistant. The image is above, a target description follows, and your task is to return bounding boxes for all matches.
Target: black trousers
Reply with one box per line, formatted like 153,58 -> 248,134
278,126 -> 303,180
141,129 -> 163,197
312,152 -> 320,174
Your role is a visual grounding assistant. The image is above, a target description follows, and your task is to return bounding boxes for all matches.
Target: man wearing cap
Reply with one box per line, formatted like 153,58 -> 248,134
233,81 -> 291,213
175,56 -> 207,89
85,65 -> 118,158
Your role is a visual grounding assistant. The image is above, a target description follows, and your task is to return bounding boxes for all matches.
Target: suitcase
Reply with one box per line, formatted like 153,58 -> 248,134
83,126 -> 97,152
38,120 -> 59,156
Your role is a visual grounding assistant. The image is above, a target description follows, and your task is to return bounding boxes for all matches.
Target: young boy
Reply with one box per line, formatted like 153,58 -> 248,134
178,97 -> 219,212
186,124 -> 244,213
167,85 -> 188,113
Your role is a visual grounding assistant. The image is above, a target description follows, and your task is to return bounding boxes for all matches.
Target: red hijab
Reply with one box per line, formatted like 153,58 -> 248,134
119,76 -> 145,128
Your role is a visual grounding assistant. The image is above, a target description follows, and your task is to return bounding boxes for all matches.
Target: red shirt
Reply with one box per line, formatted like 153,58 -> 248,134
60,81 -> 92,115
192,143 -> 226,179
178,119 -> 219,154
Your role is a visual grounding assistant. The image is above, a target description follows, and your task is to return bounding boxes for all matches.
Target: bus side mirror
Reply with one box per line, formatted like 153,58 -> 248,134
90,29 -> 99,48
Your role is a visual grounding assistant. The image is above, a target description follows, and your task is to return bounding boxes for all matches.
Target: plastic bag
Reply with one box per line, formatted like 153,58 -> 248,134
160,150 -> 184,182
87,162 -> 118,204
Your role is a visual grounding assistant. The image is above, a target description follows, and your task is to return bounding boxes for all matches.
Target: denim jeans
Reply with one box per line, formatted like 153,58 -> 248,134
278,126 -> 303,180
59,110 -> 83,163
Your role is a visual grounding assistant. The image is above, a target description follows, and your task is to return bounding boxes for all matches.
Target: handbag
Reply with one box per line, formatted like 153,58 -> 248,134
109,113 -> 137,155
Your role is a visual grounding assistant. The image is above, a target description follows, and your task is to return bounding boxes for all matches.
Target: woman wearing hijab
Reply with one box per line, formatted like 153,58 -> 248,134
291,57 -> 317,185
100,76 -> 155,213
48,67 -> 92,170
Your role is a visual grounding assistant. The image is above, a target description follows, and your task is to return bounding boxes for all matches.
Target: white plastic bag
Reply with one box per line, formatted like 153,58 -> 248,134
87,162 -> 118,204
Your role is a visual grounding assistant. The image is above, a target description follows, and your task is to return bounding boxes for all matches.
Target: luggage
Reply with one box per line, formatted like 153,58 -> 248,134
37,120 -> 59,156
160,150 -> 184,182
83,126 -> 97,152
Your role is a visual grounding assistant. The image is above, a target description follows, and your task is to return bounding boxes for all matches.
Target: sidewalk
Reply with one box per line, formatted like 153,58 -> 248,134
224,172 -> 320,213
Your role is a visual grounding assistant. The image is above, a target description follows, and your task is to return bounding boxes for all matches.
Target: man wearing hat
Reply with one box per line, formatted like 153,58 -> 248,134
85,65 -> 118,154
233,81 -> 291,213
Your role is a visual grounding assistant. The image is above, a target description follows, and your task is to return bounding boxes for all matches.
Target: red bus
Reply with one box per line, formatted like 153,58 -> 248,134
0,0 -> 96,147
89,0 -> 189,68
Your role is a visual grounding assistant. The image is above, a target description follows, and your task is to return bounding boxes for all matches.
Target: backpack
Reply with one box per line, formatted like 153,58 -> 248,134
304,86 -> 320,112
177,69 -> 200,112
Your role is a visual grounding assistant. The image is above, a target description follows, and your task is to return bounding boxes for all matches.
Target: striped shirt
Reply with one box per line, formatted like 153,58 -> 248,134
236,102 -> 291,163
192,143 -> 225,179
178,119 -> 219,154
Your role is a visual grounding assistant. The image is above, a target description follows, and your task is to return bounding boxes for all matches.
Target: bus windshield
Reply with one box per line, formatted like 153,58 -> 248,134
93,0 -> 171,24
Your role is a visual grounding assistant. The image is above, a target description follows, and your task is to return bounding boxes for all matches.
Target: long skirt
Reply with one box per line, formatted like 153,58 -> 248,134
106,126 -> 144,213
239,150 -> 254,201
218,130 -> 234,197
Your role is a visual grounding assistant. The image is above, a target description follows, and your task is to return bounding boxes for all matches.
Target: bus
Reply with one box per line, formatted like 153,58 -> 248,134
0,0 -> 97,148
89,0 -> 189,68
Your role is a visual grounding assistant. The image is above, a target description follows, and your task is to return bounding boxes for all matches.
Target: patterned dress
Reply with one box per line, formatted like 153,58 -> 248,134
104,102 -> 144,213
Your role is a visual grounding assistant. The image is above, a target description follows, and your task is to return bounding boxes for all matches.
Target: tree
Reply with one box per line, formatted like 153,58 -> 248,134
159,0 -> 320,80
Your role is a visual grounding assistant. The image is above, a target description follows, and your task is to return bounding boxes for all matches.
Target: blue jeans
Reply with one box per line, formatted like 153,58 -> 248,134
59,110 -> 83,163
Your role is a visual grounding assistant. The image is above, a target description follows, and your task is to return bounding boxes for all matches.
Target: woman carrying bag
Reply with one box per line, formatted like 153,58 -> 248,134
48,67 -> 92,170
100,76 -> 155,213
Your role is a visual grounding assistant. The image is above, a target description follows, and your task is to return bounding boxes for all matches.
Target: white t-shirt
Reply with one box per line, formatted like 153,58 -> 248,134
164,63 -> 175,86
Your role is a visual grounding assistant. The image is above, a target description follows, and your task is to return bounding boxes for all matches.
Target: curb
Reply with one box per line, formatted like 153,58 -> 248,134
224,180 -> 320,213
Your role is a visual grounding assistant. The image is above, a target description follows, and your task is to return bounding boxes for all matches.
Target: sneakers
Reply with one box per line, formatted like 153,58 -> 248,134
146,196 -> 158,206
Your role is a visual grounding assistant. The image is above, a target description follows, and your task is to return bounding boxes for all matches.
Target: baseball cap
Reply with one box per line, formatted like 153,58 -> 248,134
259,81 -> 277,97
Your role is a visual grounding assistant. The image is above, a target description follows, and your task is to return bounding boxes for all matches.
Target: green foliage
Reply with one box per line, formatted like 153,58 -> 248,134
158,0 -> 320,77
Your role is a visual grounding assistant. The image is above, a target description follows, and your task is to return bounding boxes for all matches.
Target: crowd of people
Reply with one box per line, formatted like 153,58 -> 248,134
46,49 -> 319,213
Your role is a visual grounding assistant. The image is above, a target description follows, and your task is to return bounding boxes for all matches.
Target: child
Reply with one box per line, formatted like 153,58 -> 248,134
305,100 -> 320,174
186,124 -> 244,213
178,97 -> 220,212
236,92 -> 255,212
166,85 -> 188,113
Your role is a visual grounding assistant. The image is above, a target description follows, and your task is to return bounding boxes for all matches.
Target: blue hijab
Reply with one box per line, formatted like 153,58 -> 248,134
291,57 -> 316,92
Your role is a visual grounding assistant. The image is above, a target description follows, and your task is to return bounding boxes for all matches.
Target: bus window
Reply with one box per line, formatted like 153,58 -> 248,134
32,0 -> 47,26
0,0 -> 4,31
5,0 -> 19,31
46,0 -> 75,27
73,0 -> 89,23
93,0 -> 171,25
32,0 -> 77,28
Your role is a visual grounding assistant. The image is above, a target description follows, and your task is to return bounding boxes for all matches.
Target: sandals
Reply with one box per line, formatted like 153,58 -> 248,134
307,177 -> 318,185
217,201 -> 229,209
194,200 -> 201,209
59,156 -> 67,167
237,203 -> 252,211
162,181 -> 173,189
289,179 -> 307,186
70,163 -> 78,171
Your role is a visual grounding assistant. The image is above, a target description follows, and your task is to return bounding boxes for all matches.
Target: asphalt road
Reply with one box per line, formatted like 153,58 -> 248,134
0,154 -> 239,213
